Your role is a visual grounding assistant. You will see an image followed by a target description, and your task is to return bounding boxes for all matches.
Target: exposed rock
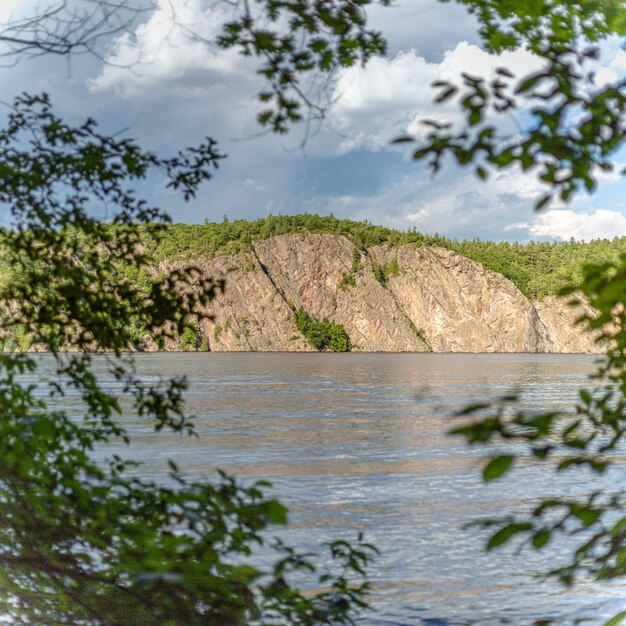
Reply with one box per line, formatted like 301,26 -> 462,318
253,234 -> 428,352
370,245 -> 551,352
159,232 -> 601,353
535,295 -> 604,354
188,252 -> 308,352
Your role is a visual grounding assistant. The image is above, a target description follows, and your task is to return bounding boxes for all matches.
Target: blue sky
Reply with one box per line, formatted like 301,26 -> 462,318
3,0 -> 626,242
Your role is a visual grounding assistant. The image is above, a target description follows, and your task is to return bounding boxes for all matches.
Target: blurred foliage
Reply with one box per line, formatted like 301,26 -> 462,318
449,255 -> 626,601
0,0 -> 396,616
414,1 -> 626,624
0,94 -> 376,624
217,0 -> 391,133
447,0 -> 626,53
396,1 -> 626,210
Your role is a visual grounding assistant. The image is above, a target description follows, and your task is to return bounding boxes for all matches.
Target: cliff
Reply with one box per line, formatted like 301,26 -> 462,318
160,232 -> 602,353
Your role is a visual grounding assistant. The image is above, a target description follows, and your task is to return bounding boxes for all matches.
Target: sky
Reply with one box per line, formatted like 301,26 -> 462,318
2,0 -> 626,242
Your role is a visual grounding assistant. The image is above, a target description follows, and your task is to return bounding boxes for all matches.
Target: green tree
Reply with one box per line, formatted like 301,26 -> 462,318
0,1 -> 391,622
404,2 -> 626,623
329,323 -> 351,352
295,307 -> 351,352
5,1 -> 626,623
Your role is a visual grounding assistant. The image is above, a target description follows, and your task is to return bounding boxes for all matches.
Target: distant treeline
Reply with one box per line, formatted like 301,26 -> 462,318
139,214 -> 626,300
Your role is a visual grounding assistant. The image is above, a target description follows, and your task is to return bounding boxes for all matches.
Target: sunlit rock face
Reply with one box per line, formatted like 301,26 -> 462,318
252,234 -> 428,352
162,232 -> 603,353
533,295 -> 601,354
369,245 -> 551,353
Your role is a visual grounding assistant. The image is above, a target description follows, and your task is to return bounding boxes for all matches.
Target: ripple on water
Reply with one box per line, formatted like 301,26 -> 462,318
34,352 -> 626,625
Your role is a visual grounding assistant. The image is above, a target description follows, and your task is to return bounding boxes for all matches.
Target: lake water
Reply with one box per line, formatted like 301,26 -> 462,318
51,353 -> 626,624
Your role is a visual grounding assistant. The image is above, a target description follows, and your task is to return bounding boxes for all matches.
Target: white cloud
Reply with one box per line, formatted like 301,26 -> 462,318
328,38 -> 626,157
328,42 -> 543,153
90,0 -> 252,97
83,0 -> 626,242
592,41 -> 626,86
512,209 -> 626,241
90,3 -> 541,151
366,0 -> 480,60
312,156 -> 626,242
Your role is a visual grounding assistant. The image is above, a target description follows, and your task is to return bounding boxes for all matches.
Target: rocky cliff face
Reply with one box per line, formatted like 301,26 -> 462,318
534,295 -> 600,353
164,232 -> 602,353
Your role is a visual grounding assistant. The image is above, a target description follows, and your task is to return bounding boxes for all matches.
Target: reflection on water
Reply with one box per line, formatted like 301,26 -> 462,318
29,353 -> 626,624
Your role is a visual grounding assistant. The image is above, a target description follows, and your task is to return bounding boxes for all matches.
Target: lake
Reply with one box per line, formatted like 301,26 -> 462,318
52,353 -> 626,625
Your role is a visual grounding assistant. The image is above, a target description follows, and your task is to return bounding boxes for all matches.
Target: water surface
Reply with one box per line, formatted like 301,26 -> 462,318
52,353 -> 626,624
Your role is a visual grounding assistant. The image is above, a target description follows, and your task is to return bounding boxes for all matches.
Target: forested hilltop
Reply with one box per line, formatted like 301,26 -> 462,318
1,216 -> 612,354
0,216 -> 609,354
144,215 -> 626,300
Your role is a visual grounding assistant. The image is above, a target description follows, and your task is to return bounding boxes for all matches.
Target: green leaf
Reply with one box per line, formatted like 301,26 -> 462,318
495,67 -> 514,78
604,611 -> 626,626
266,500 -> 288,525
515,72 -> 547,94
487,523 -> 532,549
483,455 -> 514,480
469,109 -> 481,126
435,86 -> 458,103
572,507 -> 601,527
456,403 -> 490,415
532,530 -> 551,549
535,194 -> 551,210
